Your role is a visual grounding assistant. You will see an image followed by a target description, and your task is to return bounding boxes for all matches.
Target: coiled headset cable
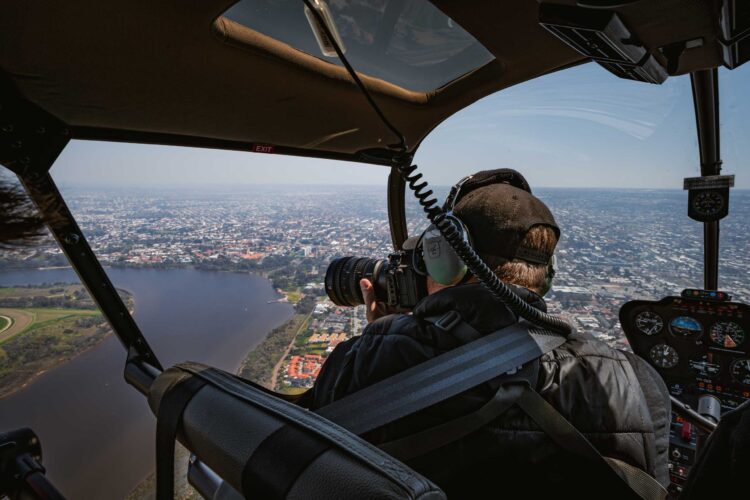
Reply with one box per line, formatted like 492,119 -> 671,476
303,0 -> 573,335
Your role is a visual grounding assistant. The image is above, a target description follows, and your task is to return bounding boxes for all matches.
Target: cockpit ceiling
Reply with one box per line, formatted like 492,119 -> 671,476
0,0 -> 723,163
223,0 -> 497,93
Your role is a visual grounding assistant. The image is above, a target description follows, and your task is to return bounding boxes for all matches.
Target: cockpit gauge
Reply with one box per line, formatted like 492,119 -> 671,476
689,353 -> 721,379
669,316 -> 703,338
691,190 -> 725,217
650,344 -> 679,369
730,358 -> 750,386
709,321 -> 745,349
635,311 -> 663,335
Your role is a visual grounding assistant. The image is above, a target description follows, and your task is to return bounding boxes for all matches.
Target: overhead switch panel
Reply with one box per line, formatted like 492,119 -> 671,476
719,0 -> 750,69
539,4 -> 667,84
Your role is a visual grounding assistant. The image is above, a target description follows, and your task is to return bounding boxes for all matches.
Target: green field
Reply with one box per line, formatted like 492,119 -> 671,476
284,287 -> 303,304
0,283 -> 132,399
0,307 -> 102,345
22,308 -> 100,332
0,284 -> 83,299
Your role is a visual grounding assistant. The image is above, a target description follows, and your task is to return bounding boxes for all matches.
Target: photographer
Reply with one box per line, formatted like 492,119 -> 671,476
298,169 -> 670,498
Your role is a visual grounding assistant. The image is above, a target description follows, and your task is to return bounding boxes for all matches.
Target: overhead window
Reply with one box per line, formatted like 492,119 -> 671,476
220,0 -> 495,92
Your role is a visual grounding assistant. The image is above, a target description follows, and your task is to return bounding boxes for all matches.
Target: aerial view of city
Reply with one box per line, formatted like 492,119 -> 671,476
0,184 -> 748,498
3,185 -> 749,392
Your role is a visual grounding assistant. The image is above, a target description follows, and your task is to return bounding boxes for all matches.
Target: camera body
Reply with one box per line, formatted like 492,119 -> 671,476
325,249 -> 427,310
380,250 -> 428,310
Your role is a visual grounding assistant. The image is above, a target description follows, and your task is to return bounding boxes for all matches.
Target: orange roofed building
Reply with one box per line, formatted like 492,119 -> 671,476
286,354 -> 324,387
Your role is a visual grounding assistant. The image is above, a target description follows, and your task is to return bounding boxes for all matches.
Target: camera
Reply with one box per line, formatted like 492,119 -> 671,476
325,249 -> 427,310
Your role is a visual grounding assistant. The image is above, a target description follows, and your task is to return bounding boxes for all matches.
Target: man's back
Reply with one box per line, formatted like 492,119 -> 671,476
299,283 -> 671,497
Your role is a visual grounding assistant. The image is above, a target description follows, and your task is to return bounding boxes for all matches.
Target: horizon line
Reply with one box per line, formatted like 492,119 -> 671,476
54,183 -> 750,191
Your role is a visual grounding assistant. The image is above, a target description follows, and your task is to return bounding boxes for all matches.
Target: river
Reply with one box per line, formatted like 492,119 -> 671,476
0,267 -> 294,499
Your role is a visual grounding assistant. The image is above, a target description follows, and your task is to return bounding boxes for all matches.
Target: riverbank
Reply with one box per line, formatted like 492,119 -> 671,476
0,267 -> 293,499
126,444 -> 199,500
237,294 -> 317,389
0,284 -> 132,400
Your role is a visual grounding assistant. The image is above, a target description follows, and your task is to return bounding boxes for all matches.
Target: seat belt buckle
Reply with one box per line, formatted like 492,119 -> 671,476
433,311 -> 462,332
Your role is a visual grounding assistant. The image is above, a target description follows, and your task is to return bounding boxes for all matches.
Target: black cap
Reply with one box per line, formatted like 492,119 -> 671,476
452,169 -> 559,264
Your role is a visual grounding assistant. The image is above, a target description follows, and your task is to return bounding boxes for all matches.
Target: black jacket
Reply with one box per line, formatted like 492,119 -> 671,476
680,399 -> 750,499
299,283 -> 671,498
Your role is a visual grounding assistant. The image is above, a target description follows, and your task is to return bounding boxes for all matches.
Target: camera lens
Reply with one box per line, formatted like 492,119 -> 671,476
325,257 -> 383,307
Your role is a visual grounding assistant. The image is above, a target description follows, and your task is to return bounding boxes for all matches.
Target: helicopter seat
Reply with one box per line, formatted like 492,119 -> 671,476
148,361 -> 446,500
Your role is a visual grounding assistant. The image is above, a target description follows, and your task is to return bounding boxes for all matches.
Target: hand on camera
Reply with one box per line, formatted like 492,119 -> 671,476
360,279 -> 398,323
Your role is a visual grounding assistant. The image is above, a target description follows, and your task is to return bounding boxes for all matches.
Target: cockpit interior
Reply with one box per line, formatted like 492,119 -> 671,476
1,0 -> 749,499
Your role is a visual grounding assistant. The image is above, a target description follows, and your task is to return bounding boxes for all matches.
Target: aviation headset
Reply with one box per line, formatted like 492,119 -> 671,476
414,170 -> 558,296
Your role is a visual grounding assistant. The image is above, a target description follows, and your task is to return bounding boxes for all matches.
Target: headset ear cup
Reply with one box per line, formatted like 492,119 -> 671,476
413,238 -> 427,275
422,216 -> 471,286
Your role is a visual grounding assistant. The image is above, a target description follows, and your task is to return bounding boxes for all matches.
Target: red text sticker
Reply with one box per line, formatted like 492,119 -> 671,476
251,144 -> 275,154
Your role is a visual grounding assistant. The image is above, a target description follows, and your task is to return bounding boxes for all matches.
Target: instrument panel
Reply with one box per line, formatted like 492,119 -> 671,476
619,289 -> 750,496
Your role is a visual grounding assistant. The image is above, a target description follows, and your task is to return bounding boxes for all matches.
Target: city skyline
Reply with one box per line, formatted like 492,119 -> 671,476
5,186 -> 749,319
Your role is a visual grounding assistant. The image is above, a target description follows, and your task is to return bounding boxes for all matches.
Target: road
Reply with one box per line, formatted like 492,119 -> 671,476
269,309 -> 314,390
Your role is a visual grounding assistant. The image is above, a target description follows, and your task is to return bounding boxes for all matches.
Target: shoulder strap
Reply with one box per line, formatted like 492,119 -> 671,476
155,374 -> 207,500
317,319 -> 566,436
516,387 -> 668,500
378,382 -> 527,461
423,311 -> 483,343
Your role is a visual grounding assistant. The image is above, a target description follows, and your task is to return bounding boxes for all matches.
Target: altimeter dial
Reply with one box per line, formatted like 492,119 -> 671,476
709,321 -> 745,349
635,311 -> 663,336
649,344 -> 679,369
692,190 -> 724,217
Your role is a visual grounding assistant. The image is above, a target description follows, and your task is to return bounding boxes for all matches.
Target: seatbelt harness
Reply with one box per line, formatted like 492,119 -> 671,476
517,387 -> 668,500
319,313 -> 666,500
155,375 -> 207,500
155,313 -> 665,499
317,319 -> 564,435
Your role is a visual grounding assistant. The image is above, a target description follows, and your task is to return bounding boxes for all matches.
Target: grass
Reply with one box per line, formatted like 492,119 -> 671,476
26,308 -> 100,324
276,386 -> 307,396
0,310 -> 110,398
284,288 -> 303,304
0,316 -> 9,332
0,284 -> 129,399
0,285 -> 81,298
25,309 -> 101,335
0,308 -> 101,345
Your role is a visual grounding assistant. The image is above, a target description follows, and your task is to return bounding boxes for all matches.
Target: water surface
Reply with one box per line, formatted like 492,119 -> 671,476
0,268 -> 293,499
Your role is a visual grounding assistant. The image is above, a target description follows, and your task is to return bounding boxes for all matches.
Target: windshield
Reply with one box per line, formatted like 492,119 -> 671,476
1,155 -> 393,498
221,0 -> 495,91
719,62 -> 750,301
411,62 -> 749,340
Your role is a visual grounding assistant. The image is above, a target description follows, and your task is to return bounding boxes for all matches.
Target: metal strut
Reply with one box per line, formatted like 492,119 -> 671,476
0,77 -> 163,381
387,165 -> 408,250
690,69 -> 722,291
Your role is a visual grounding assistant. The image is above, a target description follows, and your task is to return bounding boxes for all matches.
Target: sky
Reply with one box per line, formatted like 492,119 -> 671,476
49,62 -> 750,189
